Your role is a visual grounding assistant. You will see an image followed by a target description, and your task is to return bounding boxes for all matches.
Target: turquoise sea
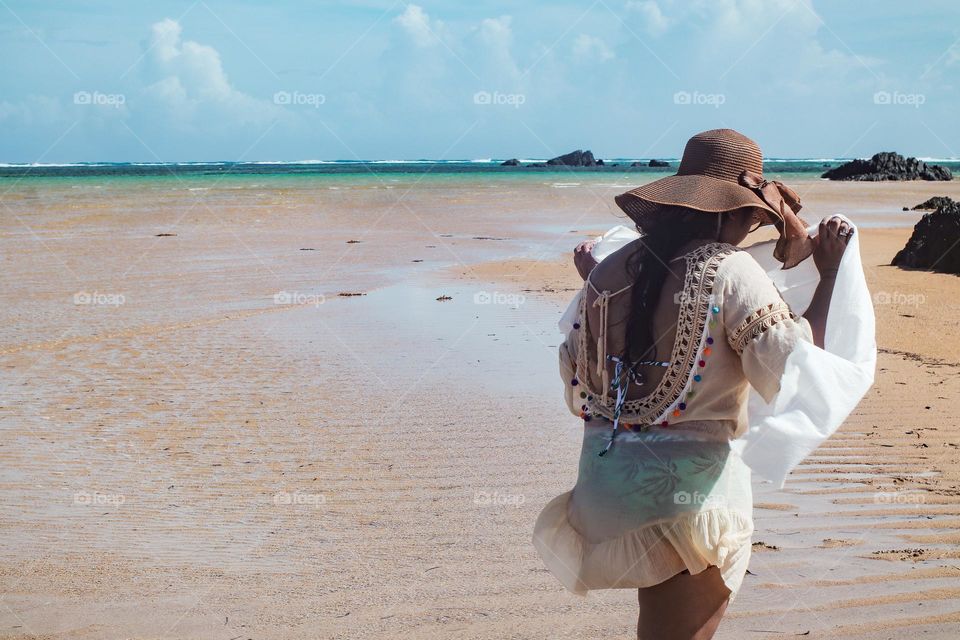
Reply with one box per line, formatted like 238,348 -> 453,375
3,158 -> 958,184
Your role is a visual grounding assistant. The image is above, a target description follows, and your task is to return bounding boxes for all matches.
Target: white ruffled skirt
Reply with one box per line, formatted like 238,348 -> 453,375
533,420 -> 754,598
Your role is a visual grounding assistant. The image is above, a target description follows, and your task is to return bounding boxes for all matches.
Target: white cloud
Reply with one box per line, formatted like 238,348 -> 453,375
475,16 -> 522,81
479,15 -> 512,50
394,4 -> 445,48
146,18 -> 182,65
626,1 -> 671,36
622,0 -> 880,94
139,18 -> 276,130
144,18 -> 237,102
379,7 -> 528,116
572,34 -> 615,61
0,95 -> 66,126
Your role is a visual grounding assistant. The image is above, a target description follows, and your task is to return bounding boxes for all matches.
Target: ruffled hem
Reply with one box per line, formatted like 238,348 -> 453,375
532,491 -> 754,600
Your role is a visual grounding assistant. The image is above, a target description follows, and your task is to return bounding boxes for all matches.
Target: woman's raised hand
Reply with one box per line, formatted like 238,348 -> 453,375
812,216 -> 853,277
574,240 -> 598,281
803,216 -> 853,347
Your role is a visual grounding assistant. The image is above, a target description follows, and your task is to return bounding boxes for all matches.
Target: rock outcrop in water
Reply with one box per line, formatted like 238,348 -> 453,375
822,152 -> 952,181
912,196 -> 955,210
547,150 -> 600,167
501,158 -> 520,166
892,201 -> 960,274
628,159 -> 670,168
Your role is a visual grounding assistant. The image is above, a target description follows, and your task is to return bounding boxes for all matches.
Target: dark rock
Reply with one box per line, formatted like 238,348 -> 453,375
648,159 -> 670,167
630,161 -> 644,167
912,196 -> 955,210
822,152 -> 952,181
903,207 -> 909,211
546,150 -> 599,167
596,158 -> 605,166
529,163 -> 547,167
501,158 -> 520,166
892,201 -> 960,274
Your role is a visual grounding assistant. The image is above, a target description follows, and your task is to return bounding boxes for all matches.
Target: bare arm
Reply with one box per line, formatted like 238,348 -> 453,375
803,216 -> 853,348
803,271 -> 837,348
573,240 -> 598,281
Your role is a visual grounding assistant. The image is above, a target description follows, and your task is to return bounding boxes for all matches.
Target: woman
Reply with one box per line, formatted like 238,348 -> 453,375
534,130 -> 855,639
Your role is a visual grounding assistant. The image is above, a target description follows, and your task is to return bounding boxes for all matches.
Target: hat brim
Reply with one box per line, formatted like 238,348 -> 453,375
615,174 -> 779,227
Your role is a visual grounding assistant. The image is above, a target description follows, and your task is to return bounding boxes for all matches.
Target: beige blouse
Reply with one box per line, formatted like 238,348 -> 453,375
560,241 -> 814,439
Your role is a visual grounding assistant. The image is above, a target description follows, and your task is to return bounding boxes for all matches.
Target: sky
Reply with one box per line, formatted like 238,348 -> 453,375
1,0 -> 959,162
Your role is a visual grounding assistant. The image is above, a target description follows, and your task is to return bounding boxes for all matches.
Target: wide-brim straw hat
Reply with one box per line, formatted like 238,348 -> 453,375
615,129 -> 812,268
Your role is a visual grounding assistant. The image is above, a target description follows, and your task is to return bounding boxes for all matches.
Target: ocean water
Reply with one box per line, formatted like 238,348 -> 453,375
3,158 -> 955,235
3,158 -> 958,183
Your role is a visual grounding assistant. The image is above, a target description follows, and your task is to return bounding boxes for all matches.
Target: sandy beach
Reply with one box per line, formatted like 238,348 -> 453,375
2,174 -> 960,639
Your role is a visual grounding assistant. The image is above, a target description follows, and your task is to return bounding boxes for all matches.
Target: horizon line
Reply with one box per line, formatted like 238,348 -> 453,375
4,155 -> 958,167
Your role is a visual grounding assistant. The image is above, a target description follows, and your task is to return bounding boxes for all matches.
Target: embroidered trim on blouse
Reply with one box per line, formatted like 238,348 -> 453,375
728,301 -> 797,356
575,242 -> 739,423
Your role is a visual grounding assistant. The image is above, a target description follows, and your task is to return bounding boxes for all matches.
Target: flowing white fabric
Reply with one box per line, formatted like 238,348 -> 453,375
557,218 -> 876,487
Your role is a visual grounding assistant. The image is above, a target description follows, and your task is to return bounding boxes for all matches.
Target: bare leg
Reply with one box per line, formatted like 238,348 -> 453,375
637,567 -> 730,639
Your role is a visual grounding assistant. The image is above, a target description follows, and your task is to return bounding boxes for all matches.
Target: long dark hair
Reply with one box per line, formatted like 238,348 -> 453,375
623,206 -> 726,364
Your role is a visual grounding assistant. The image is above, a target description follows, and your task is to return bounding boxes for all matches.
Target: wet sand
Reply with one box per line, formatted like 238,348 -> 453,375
1,175 -> 959,638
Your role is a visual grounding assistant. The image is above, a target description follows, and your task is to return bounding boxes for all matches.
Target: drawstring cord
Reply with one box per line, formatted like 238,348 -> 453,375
599,355 -> 628,456
598,356 -> 670,456
593,290 -> 613,402
588,280 -> 633,402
